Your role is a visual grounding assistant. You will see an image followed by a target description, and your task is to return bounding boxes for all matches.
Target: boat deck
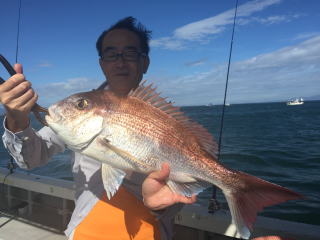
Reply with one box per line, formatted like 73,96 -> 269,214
1,167 -> 320,240
0,211 -> 67,240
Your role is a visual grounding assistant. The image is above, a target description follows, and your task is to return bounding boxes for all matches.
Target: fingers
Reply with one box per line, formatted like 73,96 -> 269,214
14,63 -> 23,74
1,73 -> 26,92
11,80 -> 32,99
15,89 -> 38,110
148,163 -> 170,182
149,194 -> 197,210
0,73 -> 37,114
1,63 -> 24,92
1,80 -> 33,104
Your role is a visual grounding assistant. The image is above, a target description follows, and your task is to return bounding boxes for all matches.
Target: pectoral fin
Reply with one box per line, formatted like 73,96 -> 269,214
101,164 -> 126,199
98,137 -> 150,169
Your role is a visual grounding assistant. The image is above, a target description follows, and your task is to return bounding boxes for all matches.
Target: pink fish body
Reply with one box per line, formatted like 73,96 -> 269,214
45,82 -> 302,239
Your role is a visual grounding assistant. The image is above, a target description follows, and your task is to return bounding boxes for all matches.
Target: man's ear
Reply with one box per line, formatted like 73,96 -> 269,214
143,56 -> 150,74
99,58 -> 103,70
99,58 -> 107,75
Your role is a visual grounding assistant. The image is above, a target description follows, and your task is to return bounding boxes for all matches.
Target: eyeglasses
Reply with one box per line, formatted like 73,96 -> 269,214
101,50 -> 146,62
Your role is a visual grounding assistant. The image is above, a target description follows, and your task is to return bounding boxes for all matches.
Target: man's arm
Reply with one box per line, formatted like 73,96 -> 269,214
0,64 -> 36,133
1,64 -> 65,169
2,124 -> 65,169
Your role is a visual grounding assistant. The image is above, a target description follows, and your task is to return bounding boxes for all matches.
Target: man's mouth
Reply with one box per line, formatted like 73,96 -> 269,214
115,73 -> 129,76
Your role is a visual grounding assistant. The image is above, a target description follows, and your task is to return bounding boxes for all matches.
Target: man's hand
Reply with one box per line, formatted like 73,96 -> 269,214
0,64 -> 37,132
142,163 -> 196,211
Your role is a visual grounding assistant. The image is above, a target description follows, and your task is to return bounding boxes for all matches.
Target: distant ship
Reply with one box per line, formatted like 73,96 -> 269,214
287,98 -> 304,106
206,103 -> 230,107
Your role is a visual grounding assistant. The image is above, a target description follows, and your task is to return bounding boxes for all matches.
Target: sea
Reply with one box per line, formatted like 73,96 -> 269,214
0,101 -> 319,226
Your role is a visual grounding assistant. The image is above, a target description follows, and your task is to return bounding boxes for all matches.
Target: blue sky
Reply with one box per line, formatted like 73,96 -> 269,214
1,0 -> 319,106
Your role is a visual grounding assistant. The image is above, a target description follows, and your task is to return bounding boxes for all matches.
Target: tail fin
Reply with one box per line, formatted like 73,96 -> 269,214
223,171 -> 303,239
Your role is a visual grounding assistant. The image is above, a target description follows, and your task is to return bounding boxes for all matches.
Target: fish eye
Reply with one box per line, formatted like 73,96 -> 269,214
76,99 -> 89,109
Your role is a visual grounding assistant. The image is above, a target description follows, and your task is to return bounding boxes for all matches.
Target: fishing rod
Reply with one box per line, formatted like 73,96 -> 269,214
9,0 -> 22,176
208,0 -> 239,213
2,0 -> 23,181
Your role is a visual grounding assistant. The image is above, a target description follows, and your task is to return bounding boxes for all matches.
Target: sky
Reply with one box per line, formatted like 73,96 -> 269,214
0,0 -> 319,106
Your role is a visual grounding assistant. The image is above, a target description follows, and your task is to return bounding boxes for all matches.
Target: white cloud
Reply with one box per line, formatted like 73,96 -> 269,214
293,32 -> 320,41
150,37 -> 185,50
49,77 -> 93,90
149,36 -> 320,106
185,58 -> 207,67
37,62 -> 53,68
151,0 -> 291,50
36,77 -> 103,106
237,36 -> 320,69
249,14 -> 301,25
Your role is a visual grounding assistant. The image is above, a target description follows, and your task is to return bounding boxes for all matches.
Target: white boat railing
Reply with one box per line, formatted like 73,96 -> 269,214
1,167 -> 319,240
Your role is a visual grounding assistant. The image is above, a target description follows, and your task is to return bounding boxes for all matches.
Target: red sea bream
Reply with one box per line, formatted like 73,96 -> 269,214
45,82 -> 302,239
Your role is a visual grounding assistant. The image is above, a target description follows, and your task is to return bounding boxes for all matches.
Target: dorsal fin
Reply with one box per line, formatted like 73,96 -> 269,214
129,81 -> 218,157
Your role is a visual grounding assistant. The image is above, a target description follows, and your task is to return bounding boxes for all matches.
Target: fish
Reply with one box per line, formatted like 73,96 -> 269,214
45,82 -> 302,239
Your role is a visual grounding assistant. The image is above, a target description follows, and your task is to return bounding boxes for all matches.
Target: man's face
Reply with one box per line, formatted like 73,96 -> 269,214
99,29 -> 149,96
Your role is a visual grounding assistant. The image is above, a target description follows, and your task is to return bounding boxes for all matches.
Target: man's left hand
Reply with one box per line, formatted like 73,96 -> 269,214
142,163 -> 197,211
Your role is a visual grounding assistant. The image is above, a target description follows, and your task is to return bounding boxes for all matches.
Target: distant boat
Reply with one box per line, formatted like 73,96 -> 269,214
207,103 -> 214,107
225,103 -> 230,106
287,98 -> 304,106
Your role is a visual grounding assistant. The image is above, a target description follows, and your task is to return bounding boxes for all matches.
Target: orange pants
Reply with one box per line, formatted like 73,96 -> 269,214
72,186 -> 160,240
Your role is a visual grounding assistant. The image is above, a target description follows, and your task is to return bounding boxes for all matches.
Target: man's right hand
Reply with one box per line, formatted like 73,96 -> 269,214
0,64 -> 38,132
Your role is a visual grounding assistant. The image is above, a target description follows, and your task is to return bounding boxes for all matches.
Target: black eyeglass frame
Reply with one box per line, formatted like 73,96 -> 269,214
100,50 -> 147,62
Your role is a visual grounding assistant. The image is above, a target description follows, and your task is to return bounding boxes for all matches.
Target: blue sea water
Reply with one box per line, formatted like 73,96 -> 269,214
0,101 -> 319,226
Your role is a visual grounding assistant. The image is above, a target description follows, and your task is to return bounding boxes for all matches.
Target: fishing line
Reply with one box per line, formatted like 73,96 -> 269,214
15,0 -> 22,63
209,0 -> 239,213
217,0 -> 238,160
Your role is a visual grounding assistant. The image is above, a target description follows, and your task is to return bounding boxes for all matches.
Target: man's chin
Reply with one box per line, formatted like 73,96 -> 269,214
111,76 -> 131,84
109,78 -> 138,95
109,84 -> 132,96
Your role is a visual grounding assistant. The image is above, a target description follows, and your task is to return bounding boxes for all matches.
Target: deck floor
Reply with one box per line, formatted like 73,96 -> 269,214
0,212 -> 67,240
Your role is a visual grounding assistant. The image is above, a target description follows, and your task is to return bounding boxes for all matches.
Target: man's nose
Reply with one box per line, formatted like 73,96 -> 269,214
114,55 -> 126,67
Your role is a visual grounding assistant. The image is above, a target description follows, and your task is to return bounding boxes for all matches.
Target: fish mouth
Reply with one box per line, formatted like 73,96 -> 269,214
45,106 -> 62,124
44,114 -> 52,124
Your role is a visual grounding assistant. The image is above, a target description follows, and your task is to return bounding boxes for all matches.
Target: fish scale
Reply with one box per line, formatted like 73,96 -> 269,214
106,107 -> 195,164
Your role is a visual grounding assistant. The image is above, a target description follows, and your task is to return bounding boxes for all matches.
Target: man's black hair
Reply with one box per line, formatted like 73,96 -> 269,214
96,16 -> 152,57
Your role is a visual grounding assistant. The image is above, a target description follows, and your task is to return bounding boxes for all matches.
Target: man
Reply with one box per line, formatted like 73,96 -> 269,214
0,17 -> 196,239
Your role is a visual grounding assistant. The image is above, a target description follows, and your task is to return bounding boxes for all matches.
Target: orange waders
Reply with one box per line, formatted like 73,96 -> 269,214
73,186 -> 161,240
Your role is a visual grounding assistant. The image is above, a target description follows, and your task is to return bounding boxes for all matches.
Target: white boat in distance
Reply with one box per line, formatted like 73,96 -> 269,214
287,98 -> 304,106
206,103 -> 230,107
